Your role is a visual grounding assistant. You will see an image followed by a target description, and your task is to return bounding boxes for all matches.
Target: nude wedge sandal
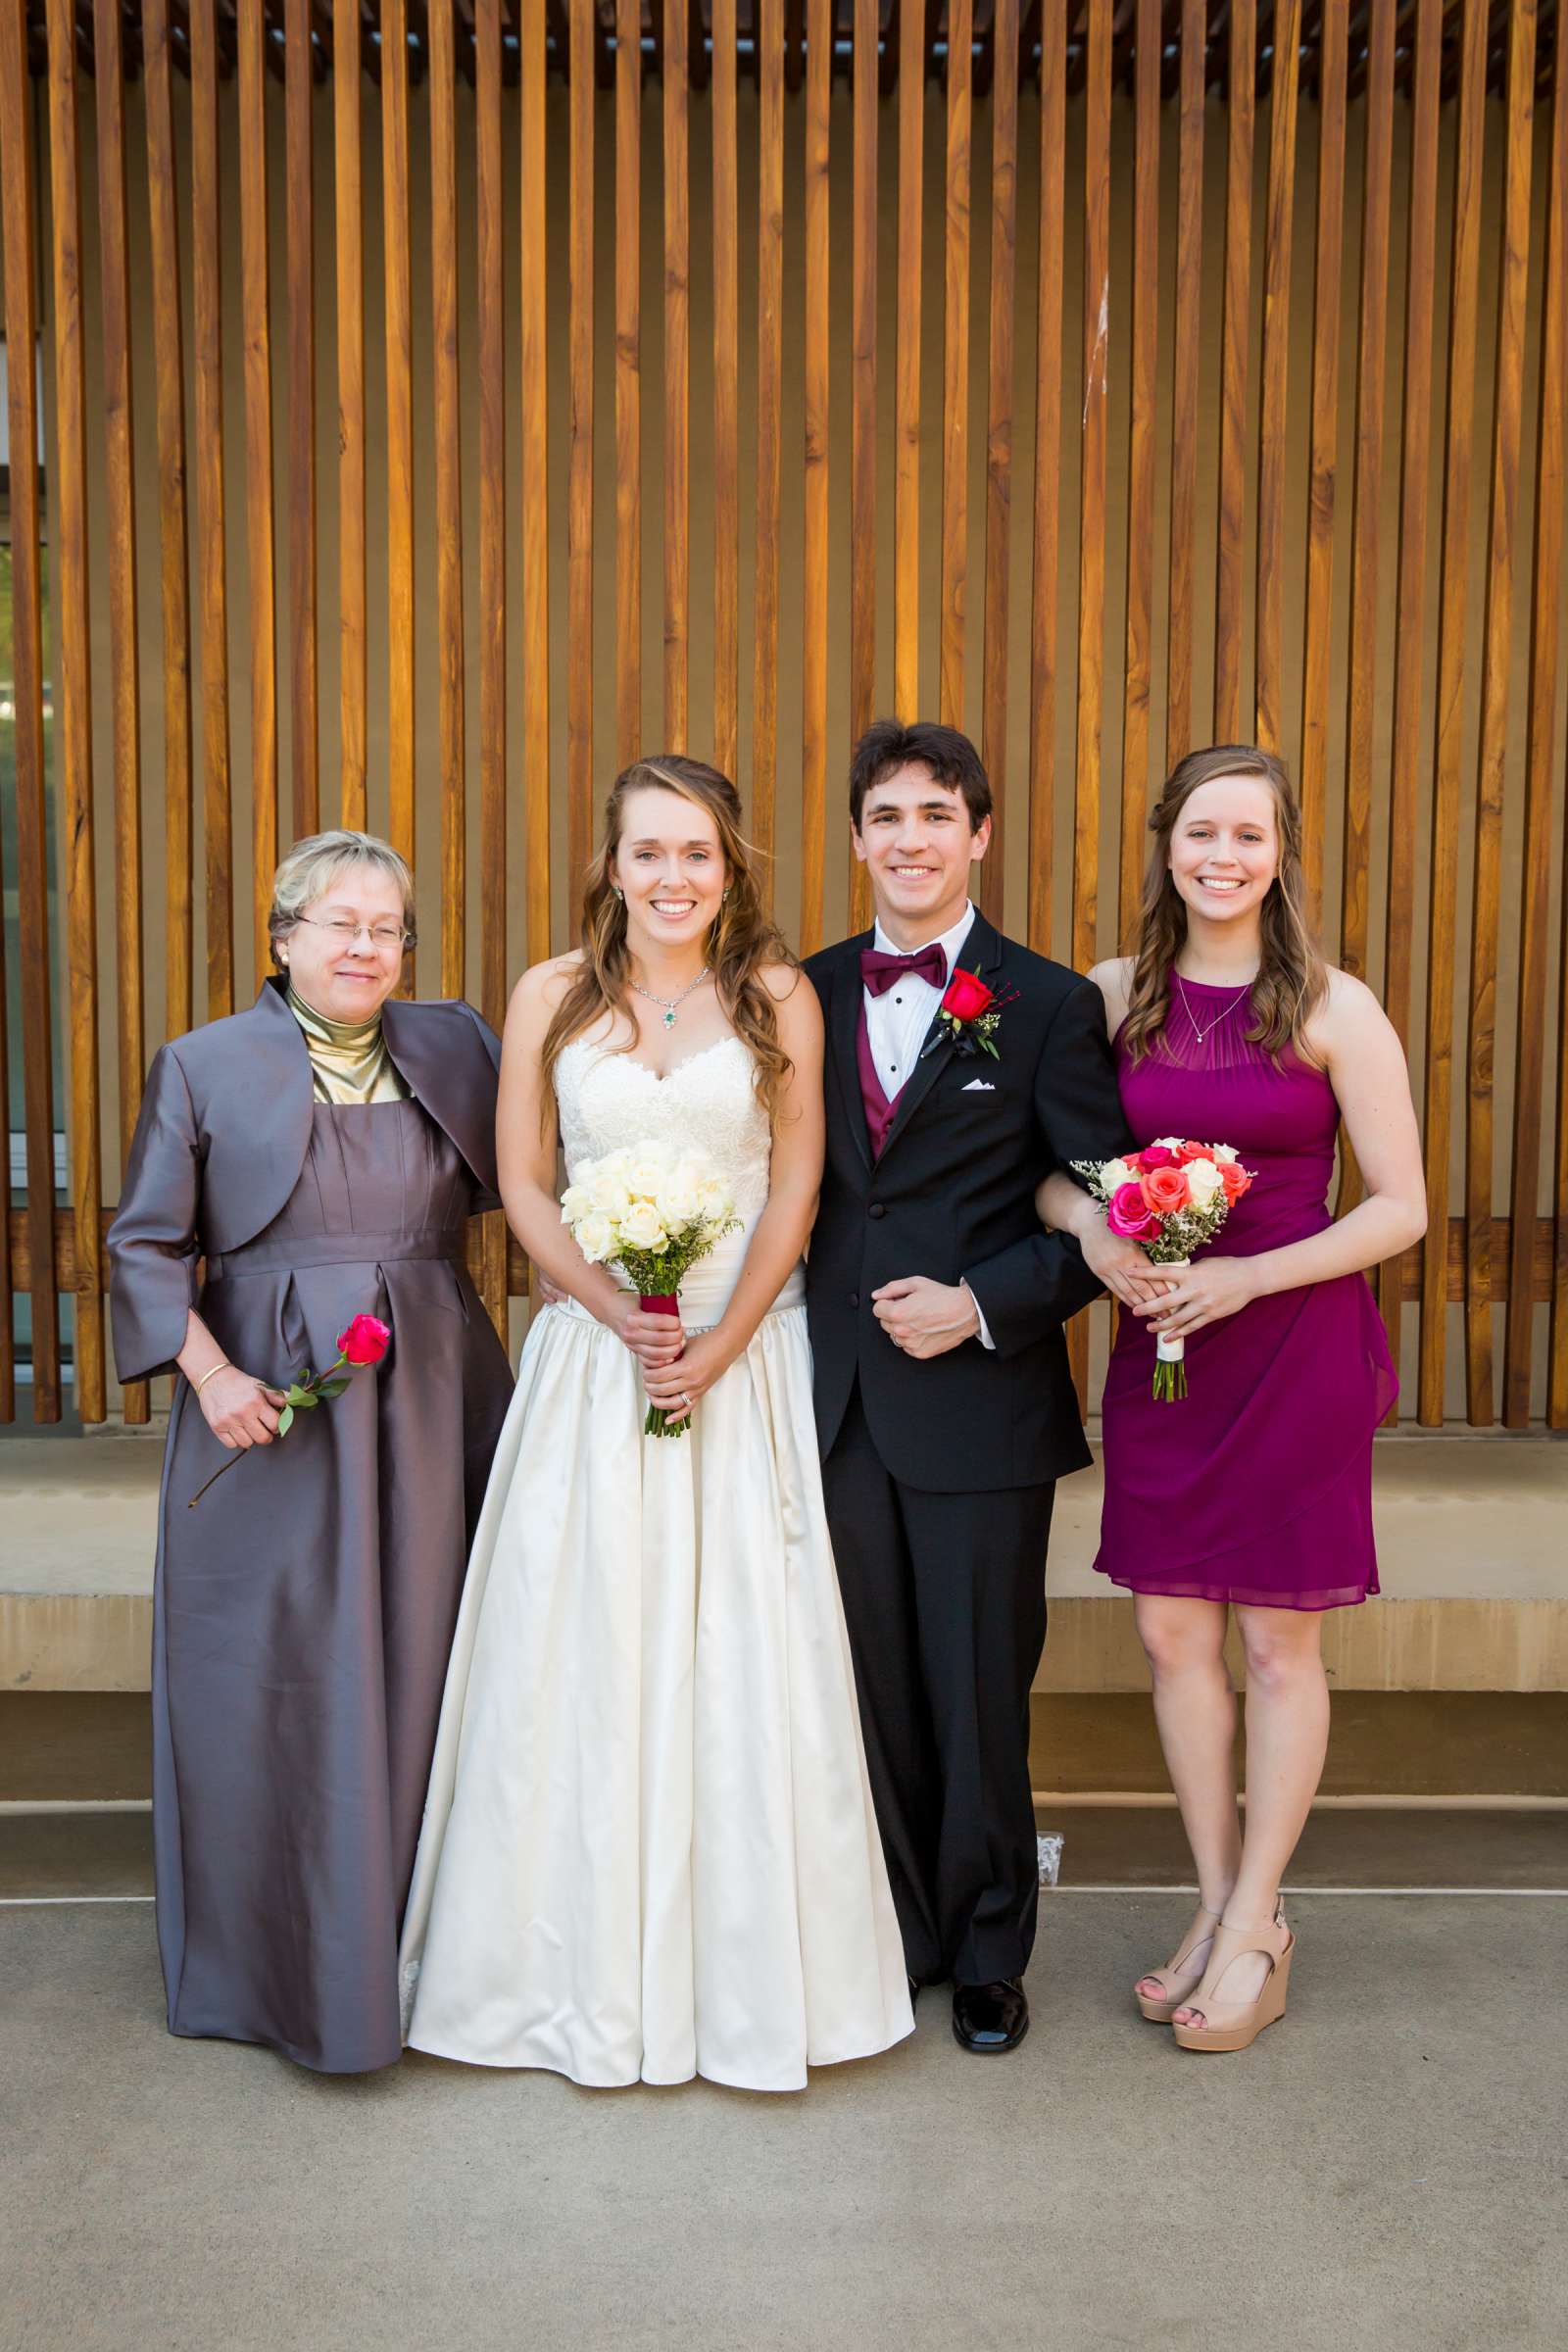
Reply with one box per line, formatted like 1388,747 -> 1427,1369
1170,1904 -> 1294,2053
1134,1905 -> 1222,2024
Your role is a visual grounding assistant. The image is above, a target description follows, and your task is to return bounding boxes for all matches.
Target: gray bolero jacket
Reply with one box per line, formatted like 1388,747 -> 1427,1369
107,977 -> 503,1385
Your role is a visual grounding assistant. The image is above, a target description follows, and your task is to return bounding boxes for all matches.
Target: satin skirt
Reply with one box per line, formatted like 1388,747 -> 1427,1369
398,1268 -> 912,2091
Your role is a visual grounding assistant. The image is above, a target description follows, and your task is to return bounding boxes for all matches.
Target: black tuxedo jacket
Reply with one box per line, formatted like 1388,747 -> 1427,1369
804,912 -> 1132,1494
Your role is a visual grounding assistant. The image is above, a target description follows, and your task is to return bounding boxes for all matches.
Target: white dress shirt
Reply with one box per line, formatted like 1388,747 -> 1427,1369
862,901 -> 994,1349
863,902 -> 978,1103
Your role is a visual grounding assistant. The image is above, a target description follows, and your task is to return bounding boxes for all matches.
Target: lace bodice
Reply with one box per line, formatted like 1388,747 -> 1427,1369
555,1033 -> 774,1226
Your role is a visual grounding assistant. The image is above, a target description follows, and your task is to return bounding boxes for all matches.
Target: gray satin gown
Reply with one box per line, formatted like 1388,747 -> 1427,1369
148,1100 -> 511,2072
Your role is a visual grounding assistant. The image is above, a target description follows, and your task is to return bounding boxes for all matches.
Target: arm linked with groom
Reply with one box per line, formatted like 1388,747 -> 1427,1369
805,719 -> 1132,2055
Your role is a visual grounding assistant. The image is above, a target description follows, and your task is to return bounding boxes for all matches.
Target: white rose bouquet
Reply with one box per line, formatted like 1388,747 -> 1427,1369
561,1141 -> 741,1436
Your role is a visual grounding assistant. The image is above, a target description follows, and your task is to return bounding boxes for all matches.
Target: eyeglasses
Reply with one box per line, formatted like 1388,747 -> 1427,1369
295,916 -> 412,951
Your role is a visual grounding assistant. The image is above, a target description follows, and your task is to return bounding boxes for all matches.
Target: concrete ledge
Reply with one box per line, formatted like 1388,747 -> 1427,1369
2,1427 -> 1564,1694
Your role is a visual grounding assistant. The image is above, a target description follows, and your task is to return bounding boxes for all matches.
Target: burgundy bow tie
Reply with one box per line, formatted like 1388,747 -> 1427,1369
860,944 -> 948,999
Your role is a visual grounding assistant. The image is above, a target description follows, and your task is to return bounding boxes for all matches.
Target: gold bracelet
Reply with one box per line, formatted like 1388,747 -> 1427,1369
193,1361 -> 231,1396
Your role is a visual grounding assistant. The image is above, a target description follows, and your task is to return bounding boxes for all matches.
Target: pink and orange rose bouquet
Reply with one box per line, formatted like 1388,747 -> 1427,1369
1070,1140 -> 1255,1400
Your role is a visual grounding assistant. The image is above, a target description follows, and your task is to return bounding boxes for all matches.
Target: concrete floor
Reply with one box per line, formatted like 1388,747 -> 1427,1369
4,1893 -> 1564,2352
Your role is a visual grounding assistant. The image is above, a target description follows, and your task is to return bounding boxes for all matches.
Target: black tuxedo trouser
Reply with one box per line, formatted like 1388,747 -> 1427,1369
821,1382 -> 1054,1988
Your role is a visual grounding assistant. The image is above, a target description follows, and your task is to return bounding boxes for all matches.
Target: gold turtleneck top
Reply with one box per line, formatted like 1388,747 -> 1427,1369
286,985 -> 412,1106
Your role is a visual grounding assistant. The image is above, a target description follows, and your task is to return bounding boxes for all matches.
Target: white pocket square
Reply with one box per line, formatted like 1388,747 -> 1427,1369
961,1078 -> 996,1093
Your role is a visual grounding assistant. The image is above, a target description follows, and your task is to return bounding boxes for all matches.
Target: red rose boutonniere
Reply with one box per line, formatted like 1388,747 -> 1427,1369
921,965 -> 1018,1062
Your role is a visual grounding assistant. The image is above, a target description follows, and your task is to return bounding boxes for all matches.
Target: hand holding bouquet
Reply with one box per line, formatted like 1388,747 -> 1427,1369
562,1142 -> 740,1436
1070,1141 -> 1254,1400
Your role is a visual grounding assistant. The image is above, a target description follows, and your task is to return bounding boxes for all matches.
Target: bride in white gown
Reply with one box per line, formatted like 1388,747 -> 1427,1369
399,757 -> 911,2090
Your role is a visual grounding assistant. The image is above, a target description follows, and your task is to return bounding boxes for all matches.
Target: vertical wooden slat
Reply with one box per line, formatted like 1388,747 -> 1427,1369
191,0 -> 233,1018
1419,0 -> 1488,1426
849,0 -> 878,929
1027,0 -> 1065,957
0,0 -> 61,1416
753,0 -> 784,879
1338,0 -> 1394,998
336,0 -> 367,831
93,0 -> 148,1421
1253,0 -> 1298,757
1117,0 -> 1158,943
939,0 -> 972,732
712,0 -> 740,779
1073,0 -> 1109,976
239,0 -> 278,986
431,0 -> 466,994
1506,1 -> 1567,1428
1464,0 -> 1536,1427
1378,0 -> 1440,1388
143,0 -> 193,1041
978,0 -> 1017,928
1213,0 -> 1254,744
615,0 -> 643,772
383,0 -> 416,958
477,0 -> 508,1332
521,0 -> 552,961
286,0 -> 318,839
1298,0 -> 1347,914
1164,0 -> 1204,773
567,0 -> 595,905
0,787 -> 11,1412
893,0 -> 924,721
800,0 -> 830,955
663,0 -> 691,746
44,0 -> 104,1420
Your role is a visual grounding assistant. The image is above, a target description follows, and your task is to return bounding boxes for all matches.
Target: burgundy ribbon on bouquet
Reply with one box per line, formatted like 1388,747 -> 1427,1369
639,1293 -> 691,1437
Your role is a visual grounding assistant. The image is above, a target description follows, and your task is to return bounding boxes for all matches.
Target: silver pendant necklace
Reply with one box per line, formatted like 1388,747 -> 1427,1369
1176,970 -> 1252,1046
629,967 -> 711,1031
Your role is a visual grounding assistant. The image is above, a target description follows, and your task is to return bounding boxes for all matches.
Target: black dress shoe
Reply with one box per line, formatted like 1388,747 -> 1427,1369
952,1977 -> 1029,2054
906,1974 -> 921,2007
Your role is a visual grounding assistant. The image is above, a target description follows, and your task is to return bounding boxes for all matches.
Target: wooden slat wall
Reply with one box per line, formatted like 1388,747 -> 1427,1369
6,6 -> 1568,1434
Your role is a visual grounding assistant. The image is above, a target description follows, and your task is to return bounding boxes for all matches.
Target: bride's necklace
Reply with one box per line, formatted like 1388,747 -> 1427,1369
1175,969 -> 1252,1046
629,966 -> 711,1031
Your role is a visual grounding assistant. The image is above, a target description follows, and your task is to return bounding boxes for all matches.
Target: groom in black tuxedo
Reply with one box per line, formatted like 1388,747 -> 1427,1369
804,720 -> 1130,2053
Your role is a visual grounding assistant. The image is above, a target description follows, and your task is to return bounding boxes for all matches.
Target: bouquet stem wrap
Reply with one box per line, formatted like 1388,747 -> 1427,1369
639,1293 -> 687,1438
1152,1258 -> 1189,1404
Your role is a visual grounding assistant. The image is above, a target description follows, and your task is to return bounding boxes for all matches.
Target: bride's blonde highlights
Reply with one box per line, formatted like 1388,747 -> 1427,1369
1121,745 -> 1328,1066
540,757 -> 796,1124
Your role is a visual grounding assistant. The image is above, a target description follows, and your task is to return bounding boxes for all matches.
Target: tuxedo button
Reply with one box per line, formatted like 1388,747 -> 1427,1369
867,1202 -> 886,1220
849,1292 -> 859,1308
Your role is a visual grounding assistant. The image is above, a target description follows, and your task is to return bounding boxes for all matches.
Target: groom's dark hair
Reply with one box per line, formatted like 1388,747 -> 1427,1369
849,719 -> 994,834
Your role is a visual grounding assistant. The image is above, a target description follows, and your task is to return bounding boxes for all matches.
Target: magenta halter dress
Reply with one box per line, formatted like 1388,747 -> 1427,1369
1095,980 -> 1396,1611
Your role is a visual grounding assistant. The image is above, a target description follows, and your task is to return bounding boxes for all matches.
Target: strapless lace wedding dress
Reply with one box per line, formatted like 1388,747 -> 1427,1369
398,1035 -> 912,2089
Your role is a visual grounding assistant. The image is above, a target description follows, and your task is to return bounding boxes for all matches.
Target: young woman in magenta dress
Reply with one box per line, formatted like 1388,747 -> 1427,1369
1040,747 -> 1426,2053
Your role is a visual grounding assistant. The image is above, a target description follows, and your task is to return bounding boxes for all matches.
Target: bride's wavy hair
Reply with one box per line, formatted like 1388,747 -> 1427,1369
1121,744 -> 1328,1067
540,755 -> 796,1124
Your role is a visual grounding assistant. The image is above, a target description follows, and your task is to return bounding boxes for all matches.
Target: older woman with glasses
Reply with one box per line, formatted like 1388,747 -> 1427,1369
108,830 -> 513,2073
